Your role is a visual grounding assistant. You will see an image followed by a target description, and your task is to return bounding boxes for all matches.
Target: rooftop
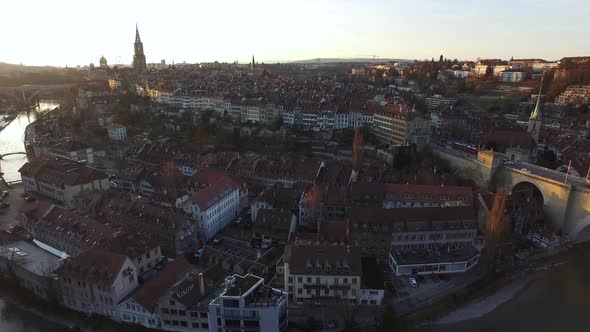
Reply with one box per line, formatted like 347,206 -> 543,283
390,245 -> 480,265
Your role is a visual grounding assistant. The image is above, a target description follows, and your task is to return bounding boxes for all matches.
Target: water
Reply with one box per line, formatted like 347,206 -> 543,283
430,247 -> 590,332
0,100 -> 59,182
0,298 -> 68,332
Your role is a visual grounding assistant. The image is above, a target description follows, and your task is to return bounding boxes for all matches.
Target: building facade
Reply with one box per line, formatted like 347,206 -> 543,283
208,274 -> 288,332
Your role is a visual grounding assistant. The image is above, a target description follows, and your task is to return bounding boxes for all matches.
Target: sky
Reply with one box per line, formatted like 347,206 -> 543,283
2,0 -> 590,67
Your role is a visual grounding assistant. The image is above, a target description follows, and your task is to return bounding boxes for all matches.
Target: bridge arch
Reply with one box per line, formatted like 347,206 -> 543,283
511,180 -> 547,204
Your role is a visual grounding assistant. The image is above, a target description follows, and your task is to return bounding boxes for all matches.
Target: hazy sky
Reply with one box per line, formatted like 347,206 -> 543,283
2,0 -> 590,66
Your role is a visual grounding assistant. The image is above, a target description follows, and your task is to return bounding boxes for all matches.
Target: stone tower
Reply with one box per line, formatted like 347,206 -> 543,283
528,79 -> 543,142
133,24 -> 147,72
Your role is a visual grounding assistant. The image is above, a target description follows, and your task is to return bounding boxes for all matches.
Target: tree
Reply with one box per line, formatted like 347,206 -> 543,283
439,55 -> 444,63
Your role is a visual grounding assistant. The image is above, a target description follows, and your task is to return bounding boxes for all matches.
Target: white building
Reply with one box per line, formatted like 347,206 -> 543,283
208,274 -> 288,332
0,241 -> 63,301
284,245 -> 383,305
181,177 -> 241,241
499,69 -> 527,82
58,250 -> 138,318
107,123 -> 127,141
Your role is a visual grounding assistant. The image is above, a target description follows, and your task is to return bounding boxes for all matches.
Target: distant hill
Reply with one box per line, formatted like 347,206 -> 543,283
289,58 -> 414,64
0,62 -> 63,78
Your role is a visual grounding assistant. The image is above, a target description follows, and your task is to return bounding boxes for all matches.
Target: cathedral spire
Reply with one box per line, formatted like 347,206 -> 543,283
135,23 -> 142,43
530,75 -> 544,120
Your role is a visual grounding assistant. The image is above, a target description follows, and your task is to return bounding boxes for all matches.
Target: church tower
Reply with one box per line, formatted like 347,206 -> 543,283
250,54 -> 255,74
133,24 -> 147,72
528,77 -> 543,142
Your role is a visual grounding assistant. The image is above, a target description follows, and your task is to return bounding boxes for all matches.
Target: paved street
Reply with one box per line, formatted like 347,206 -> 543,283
507,162 -> 590,188
391,270 -> 481,315
0,183 -> 25,231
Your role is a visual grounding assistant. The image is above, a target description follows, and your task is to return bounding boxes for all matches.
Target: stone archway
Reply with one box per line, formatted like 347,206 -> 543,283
511,181 -> 547,204
510,181 -> 546,235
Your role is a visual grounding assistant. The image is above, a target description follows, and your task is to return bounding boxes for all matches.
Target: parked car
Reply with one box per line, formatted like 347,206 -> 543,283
0,202 -> 9,209
24,195 -> 36,202
408,277 -> 419,288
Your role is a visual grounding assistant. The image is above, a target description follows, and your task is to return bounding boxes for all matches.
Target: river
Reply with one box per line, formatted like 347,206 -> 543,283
428,246 -> 590,332
0,100 -> 59,182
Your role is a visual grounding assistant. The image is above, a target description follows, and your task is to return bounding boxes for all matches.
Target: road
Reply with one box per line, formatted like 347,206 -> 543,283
506,162 -> 590,189
0,184 -> 26,231
391,270 -> 480,315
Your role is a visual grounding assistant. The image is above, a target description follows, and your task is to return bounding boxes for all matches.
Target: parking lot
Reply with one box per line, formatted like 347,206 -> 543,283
390,270 -> 480,315
0,183 -> 26,231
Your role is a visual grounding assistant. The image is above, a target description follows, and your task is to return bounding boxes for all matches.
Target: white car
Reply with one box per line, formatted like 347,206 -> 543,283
520,168 -> 531,173
408,277 -> 419,288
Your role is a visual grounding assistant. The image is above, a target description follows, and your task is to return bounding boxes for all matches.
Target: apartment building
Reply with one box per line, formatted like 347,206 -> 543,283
208,274 -> 288,332
348,206 -> 479,260
107,123 -> 127,141
57,249 -> 138,318
555,85 -> 590,105
181,176 -> 241,241
382,183 -> 473,208
0,241 -> 63,301
372,104 -> 430,148
19,157 -> 109,209
24,204 -> 118,257
284,245 -> 362,304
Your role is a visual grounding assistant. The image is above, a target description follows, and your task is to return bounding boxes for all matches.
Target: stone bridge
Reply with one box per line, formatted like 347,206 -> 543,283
433,147 -> 590,242
0,84 -> 71,107
497,164 -> 590,242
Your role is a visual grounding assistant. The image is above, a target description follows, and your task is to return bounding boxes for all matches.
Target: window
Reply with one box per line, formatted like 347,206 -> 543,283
170,300 -> 176,306
170,309 -> 178,315
288,277 -> 293,283
180,321 -> 187,327
190,312 -> 198,318
297,288 -> 302,294
306,289 -> 311,295
200,312 -> 207,318
162,308 -> 169,314
163,320 -> 171,325
179,310 -> 186,316
343,278 -> 348,284
306,277 -> 312,283
192,322 -> 200,328
297,277 -> 302,283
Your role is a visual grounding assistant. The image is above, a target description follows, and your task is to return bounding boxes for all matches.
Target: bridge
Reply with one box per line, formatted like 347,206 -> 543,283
0,84 -> 71,108
0,152 -> 27,159
432,146 -> 590,242
499,162 -> 590,242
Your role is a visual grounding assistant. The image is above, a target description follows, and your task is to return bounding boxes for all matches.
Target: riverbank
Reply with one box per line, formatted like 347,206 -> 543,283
434,273 -> 536,325
402,243 -> 579,329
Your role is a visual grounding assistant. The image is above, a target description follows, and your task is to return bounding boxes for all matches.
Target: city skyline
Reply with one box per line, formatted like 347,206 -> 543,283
2,0 -> 590,66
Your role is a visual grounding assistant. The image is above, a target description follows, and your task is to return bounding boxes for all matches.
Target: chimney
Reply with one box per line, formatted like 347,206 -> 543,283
198,272 -> 205,295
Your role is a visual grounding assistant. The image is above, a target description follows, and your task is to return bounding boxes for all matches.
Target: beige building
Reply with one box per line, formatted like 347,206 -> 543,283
19,157 -> 109,209
57,249 -> 138,318
284,245 -> 362,305
373,104 -> 430,148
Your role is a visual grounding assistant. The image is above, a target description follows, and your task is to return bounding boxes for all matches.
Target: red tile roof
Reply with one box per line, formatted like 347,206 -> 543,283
133,257 -> 192,312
